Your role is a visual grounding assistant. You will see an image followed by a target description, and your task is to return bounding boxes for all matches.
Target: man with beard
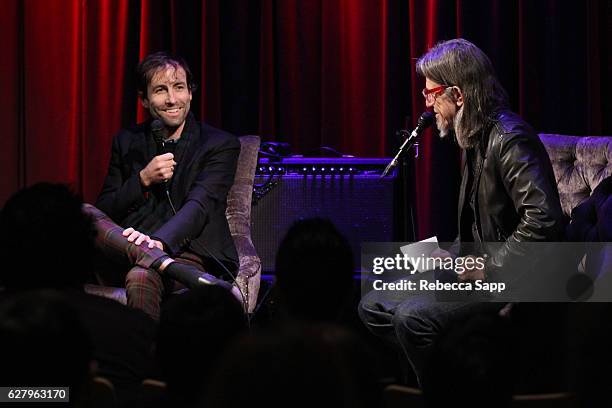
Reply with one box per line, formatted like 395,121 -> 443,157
91,52 -> 241,320
359,39 -> 564,384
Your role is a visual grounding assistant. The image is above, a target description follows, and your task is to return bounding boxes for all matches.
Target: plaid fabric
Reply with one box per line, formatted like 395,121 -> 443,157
83,204 -> 205,320
125,266 -> 164,319
126,255 -> 204,320
83,204 -> 166,269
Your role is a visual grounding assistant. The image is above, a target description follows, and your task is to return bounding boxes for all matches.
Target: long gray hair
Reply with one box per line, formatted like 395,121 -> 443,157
416,39 -> 509,148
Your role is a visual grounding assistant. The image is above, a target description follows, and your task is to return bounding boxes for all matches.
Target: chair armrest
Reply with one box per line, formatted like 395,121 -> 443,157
235,255 -> 261,313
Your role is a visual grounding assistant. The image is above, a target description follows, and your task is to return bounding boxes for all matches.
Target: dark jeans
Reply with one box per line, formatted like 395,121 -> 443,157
358,268 -> 505,384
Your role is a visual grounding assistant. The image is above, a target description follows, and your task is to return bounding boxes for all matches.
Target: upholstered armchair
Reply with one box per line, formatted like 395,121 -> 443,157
85,135 -> 262,313
539,134 -> 612,218
539,133 -> 612,279
226,135 -> 262,313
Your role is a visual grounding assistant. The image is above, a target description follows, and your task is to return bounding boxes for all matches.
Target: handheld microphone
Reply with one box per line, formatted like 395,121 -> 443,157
151,119 -> 169,155
381,112 -> 434,178
150,120 -> 176,212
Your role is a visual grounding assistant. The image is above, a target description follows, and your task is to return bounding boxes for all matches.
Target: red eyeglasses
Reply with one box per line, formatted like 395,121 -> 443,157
422,85 -> 450,105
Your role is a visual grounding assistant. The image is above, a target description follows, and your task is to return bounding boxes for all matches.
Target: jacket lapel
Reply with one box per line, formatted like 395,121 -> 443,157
169,113 -> 199,200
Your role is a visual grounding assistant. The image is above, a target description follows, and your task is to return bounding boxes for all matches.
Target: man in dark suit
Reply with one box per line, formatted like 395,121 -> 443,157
92,52 -> 240,320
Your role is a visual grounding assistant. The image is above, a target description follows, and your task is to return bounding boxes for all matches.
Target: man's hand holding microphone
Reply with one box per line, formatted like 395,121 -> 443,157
139,153 -> 176,187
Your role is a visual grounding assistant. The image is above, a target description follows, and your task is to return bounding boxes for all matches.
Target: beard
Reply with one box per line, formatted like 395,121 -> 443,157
434,106 -> 476,149
436,115 -> 450,139
435,105 -> 463,141
435,106 -> 479,149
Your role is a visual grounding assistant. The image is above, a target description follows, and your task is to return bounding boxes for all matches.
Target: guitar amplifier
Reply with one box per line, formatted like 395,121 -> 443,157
251,158 -> 401,273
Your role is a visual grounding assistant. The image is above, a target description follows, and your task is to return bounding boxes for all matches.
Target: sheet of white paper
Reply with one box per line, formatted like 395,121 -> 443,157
400,236 -> 439,273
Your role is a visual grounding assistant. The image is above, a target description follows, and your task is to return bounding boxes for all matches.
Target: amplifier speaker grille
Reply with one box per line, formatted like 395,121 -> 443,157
251,168 -> 399,272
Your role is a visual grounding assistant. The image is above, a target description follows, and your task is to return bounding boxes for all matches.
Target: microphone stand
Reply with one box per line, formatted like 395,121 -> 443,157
384,112 -> 432,242
385,123 -> 421,242
399,138 -> 418,242
381,128 -> 420,178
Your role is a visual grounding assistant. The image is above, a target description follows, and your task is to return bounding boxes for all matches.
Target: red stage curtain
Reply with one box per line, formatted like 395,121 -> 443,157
1,0 -> 609,240
0,1 -> 21,206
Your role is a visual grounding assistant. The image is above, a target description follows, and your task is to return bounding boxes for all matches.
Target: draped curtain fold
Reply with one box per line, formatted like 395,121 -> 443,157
1,0 -> 608,240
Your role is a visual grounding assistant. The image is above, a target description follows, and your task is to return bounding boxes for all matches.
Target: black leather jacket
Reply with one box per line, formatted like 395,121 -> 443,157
454,110 -> 565,275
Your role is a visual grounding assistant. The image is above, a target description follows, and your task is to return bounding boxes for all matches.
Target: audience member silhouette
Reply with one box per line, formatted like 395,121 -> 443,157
274,218 -> 355,322
0,183 -> 157,404
421,313 -> 514,408
204,323 -> 382,408
0,183 -> 96,290
154,285 -> 248,407
0,290 -> 94,407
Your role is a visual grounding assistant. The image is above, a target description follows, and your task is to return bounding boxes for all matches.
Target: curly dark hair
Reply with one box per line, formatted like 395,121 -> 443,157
136,51 -> 198,97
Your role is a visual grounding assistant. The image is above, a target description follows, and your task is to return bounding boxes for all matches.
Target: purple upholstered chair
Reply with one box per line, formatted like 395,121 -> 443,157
539,133 -> 612,278
539,134 -> 612,217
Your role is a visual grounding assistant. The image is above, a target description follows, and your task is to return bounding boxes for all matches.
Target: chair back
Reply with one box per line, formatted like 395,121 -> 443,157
539,134 -> 612,217
383,384 -> 424,408
88,376 -> 116,408
383,384 -> 576,408
512,392 -> 576,408
226,135 -> 262,312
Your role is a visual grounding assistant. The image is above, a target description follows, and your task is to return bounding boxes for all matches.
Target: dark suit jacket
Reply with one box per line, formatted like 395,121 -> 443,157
95,113 -> 240,272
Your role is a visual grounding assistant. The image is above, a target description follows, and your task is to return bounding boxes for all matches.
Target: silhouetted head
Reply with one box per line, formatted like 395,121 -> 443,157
157,285 -> 247,406
205,323 -> 381,408
275,218 -> 355,322
0,183 -> 96,290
